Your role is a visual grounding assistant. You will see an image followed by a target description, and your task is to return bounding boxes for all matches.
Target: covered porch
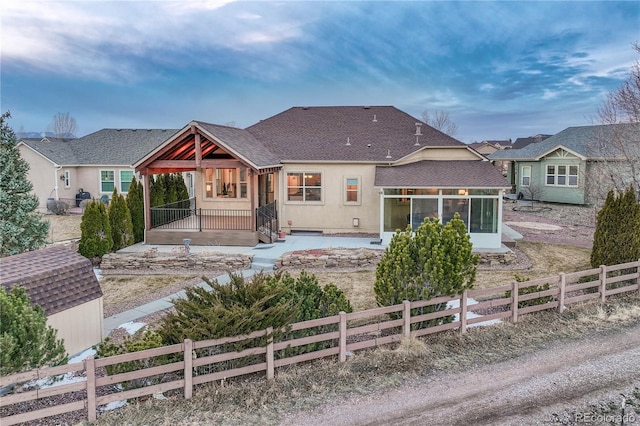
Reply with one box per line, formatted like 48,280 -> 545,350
134,121 -> 282,246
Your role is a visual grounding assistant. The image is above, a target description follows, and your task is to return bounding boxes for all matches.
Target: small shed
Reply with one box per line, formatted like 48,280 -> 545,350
0,245 -> 104,356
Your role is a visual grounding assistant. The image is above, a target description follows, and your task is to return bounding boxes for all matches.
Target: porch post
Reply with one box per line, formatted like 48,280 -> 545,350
250,169 -> 256,231
143,173 -> 151,238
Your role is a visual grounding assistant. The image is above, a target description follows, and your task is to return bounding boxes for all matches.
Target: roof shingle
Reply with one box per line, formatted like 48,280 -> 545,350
0,245 -> 103,316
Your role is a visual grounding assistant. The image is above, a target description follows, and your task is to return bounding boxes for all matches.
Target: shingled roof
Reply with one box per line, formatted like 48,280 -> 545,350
375,160 -> 510,188
20,129 -> 179,166
0,245 -> 103,316
489,124 -> 640,161
246,106 -> 464,162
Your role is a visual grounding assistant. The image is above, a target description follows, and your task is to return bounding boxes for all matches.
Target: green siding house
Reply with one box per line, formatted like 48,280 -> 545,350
489,123 -> 640,205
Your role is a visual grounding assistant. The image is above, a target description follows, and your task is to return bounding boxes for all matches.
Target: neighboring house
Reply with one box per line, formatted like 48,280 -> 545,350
0,245 -> 104,356
17,129 -> 179,210
134,106 -> 510,249
511,134 -> 552,150
468,140 -> 512,176
489,123 -> 640,205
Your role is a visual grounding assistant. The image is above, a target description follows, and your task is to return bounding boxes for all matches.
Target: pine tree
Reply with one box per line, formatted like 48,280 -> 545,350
0,286 -> 67,375
591,187 -> 640,267
174,173 -> 189,202
108,188 -> 133,251
149,175 -> 164,207
374,214 -> 478,328
78,199 -> 112,259
0,111 -> 49,257
127,178 -> 145,243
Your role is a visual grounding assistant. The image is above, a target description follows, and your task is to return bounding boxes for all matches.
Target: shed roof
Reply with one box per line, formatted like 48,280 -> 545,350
0,245 -> 103,316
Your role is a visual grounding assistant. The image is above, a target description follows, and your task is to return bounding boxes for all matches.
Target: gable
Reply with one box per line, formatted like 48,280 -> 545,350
538,146 -> 584,161
0,245 -> 103,316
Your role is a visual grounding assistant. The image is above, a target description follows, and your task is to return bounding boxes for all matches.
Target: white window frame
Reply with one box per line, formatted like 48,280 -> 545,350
520,166 -> 531,187
344,176 -> 361,205
100,170 -> 115,193
119,170 -> 134,193
546,164 -> 579,187
286,171 -> 322,203
64,170 -> 70,188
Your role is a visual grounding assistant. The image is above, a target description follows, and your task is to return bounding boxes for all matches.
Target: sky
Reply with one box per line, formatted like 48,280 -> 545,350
1,1 -> 639,143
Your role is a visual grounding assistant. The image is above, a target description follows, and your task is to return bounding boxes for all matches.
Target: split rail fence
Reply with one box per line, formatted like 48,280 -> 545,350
1,260 -> 639,425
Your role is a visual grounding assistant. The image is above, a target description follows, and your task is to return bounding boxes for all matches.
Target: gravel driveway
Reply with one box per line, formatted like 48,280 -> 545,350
282,324 -> 640,425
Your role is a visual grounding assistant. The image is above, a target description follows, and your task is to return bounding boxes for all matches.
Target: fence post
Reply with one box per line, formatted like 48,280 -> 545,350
600,265 -> 607,303
402,300 -> 411,337
558,273 -> 566,313
511,281 -> 519,323
266,327 -> 274,380
339,312 -> 347,362
460,291 -> 468,334
86,357 -> 96,423
637,259 -> 640,296
184,339 -> 193,399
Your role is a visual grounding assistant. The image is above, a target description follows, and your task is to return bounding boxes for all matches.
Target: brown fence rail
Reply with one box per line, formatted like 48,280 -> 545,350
1,260 -> 638,425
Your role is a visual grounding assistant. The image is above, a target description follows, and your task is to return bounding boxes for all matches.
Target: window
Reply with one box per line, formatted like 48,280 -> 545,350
63,170 -> 70,188
521,166 -> 531,187
546,164 -> 579,187
344,177 -> 360,204
287,172 -> 322,202
120,170 -> 134,193
100,170 -> 115,193
204,169 -> 214,198
204,167 -> 248,199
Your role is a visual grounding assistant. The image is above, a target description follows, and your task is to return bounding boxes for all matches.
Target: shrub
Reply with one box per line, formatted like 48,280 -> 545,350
94,331 -> 166,389
78,200 -> 112,260
126,178 -> 144,243
48,200 -> 69,215
505,274 -> 553,308
374,214 -> 478,329
108,188 -> 133,251
0,286 -> 67,375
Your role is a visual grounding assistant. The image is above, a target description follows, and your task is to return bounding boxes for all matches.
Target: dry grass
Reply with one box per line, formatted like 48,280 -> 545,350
41,213 -> 82,243
94,294 -> 640,426
100,275 -> 196,315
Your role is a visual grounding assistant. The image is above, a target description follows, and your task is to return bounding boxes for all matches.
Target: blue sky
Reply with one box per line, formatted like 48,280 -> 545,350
2,1 -> 639,143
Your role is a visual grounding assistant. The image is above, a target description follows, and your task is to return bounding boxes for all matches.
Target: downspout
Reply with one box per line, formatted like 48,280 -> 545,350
54,165 -> 62,200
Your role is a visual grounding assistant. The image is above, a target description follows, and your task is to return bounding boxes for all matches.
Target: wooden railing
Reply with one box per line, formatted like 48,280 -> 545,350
1,260 -> 638,425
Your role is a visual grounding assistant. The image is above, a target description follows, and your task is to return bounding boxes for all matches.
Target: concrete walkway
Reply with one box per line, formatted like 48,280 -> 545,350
102,227 -> 522,336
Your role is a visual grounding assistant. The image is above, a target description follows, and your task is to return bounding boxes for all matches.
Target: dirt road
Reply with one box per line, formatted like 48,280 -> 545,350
282,324 -> 640,425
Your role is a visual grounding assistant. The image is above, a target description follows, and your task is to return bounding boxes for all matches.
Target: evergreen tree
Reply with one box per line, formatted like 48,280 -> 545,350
164,173 -> 178,205
374,214 -> 478,328
0,111 -> 49,257
127,178 -> 145,243
149,175 -> 164,207
0,286 -> 67,375
108,188 -> 134,251
78,199 -> 112,259
174,173 -> 190,202
591,187 -> 640,267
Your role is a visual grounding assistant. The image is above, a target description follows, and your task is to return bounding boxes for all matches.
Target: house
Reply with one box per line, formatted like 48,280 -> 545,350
511,134 -> 552,150
488,123 -> 640,205
17,129 -> 179,210
0,245 -> 104,356
134,106 -> 510,249
468,140 -> 512,175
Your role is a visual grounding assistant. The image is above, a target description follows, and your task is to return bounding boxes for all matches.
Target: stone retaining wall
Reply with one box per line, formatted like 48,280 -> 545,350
275,248 -> 517,269
100,249 -> 252,274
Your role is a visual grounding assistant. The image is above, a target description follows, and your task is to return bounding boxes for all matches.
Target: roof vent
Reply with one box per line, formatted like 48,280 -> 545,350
372,114 -> 377,122
414,136 -> 420,146
363,106 -> 370,109
415,122 -> 422,136
346,137 -> 351,146
385,149 -> 392,159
